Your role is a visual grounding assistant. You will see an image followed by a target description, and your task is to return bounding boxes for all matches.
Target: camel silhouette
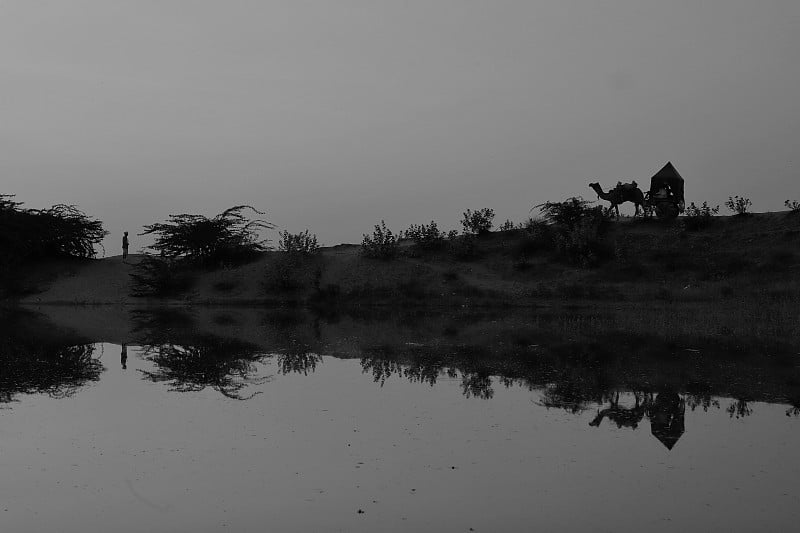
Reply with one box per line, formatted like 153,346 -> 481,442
589,392 -> 650,429
589,182 -> 646,217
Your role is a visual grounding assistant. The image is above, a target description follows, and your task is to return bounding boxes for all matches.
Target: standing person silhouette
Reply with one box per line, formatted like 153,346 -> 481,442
121,343 -> 128,370
122,231 -> 129,262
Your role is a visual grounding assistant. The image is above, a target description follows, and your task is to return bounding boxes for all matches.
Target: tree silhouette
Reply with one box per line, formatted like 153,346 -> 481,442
139,205 -> 273,266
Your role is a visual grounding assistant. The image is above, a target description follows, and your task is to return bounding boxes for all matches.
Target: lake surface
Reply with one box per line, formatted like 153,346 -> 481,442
1,305 -> 799,532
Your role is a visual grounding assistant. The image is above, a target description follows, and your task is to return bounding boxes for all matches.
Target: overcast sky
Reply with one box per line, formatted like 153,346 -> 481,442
1,1 -> 798,253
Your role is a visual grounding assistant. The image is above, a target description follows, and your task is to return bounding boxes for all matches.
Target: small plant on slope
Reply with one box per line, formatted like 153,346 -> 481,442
404,221 -> 445,251
461,208 -> 495,235
278,230 -> 320,255
725,196 -> 752,216
683,201 -> 720,231
361,220 -> 398,259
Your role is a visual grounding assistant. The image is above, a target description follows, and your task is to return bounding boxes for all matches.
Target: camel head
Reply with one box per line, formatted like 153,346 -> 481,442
588,182 -> 603,197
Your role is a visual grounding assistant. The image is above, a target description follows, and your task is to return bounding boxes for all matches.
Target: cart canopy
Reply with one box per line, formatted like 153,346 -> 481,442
649,162 -> 685,204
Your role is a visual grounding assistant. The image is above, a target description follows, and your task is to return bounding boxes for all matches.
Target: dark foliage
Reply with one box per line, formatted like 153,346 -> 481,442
140,205 -> 273,267
682,201 -> 719,231
129,255 -> 195,297
361,220 -> 399,259
531,197 -> 610,267
725,196 -> 752,216
404,221 -> 446,251
461,208 -> 495,235
0,310 -> 102,403
534,197 -> 603,229
278,229 -> 320,254
139,335 -> 270,400
1,195 -> 107,295
0,195 -> 107,260
447,232 -> 478,260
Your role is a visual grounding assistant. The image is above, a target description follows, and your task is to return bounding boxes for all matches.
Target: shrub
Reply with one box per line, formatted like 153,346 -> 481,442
278,229 -> 320,255
683,201 -> 719,231
461,208 -> 495,235
264,254 -> 323,294
785,200 -> 800,212
264,254 -> 303,292
404,221 -> 445,251
0,195 -> 107,261
554,219 -> 608,268
535,197 -> 603,229
361,220 -> 398,259
1,195 -> 108,296
447,232 -> 478,260
510,226 -> 554,268
129,255 -> 195,297
140,205 -> 273,267
499,219 -> 515,232
725,196 -> 752,216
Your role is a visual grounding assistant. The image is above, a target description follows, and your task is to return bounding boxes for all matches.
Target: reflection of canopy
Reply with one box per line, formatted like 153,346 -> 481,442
649,392 -> 685,450
649,162 -> 685,203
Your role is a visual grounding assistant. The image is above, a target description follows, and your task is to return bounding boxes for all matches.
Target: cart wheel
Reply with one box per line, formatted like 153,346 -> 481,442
656,201 -> 679,219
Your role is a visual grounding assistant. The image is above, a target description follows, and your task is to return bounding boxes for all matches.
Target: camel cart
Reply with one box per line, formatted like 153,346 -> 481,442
645,162 -> 685,219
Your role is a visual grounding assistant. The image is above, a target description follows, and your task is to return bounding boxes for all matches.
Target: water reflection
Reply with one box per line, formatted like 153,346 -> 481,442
7,305 -> 800,424
3,305 -> 799,531
0,310 -> 103,403
138,337 -> 271,400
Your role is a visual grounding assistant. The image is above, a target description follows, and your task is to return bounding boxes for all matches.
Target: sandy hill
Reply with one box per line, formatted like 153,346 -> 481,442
10,211 -> 800,307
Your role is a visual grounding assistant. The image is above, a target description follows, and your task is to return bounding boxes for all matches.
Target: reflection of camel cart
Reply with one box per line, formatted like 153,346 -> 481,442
645,162 -> 685,219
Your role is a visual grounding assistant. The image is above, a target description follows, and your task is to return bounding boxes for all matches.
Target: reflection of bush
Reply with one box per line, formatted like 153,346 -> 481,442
139,336 -> 270,399
277,346 -> 322,376
0,340 -> 102,403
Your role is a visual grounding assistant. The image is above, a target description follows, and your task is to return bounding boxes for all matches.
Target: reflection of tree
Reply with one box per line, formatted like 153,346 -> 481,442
277,343 -> 322,376
139,336 -> 270,400
685,381 -> 720,412
359,350 -> 496,399
360,352 -> 444,387
726,399 -> 753,419
0,341 -> 102,403
461,372 -> 494,400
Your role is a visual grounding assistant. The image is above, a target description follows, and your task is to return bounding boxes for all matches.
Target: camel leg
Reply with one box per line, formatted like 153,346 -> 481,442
614,204 -> 620,218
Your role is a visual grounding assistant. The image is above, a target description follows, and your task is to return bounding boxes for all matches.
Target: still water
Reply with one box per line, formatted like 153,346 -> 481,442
1,306 -> 799,532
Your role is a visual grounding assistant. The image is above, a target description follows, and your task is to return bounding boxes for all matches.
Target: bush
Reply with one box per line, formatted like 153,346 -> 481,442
0,195 -> 107,261
361,220 -> 399,259
140,205 -> 273,267
1,195 -> 108,296
447,232 -> 478,260
129,255 -> 195,297
278,230 -> 320,255
264,254 -> 303,292
554,219 -> 608,268
499,219 -> 515,232
535,197 -> 603,229
404,221 -> 445,251
725,196 -> 752,216
683,201 -> 719,231
461,208 -> 495,235
785,200 -> 800,212
264,254 -> 323,294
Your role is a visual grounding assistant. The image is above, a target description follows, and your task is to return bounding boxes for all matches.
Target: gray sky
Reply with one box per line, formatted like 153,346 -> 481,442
1,1 -> 798,253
